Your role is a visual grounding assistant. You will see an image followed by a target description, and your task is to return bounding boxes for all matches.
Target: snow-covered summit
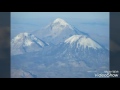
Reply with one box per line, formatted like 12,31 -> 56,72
12,32 -> 48,47
11,32 -> 48,55
52,18 -> 69,26
13,32 -> 28,41
33,18 -> 76,44
51,18 -> 73,30
65,35 -> 102,49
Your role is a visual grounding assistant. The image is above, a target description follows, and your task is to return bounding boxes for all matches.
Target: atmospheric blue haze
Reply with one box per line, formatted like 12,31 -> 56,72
11,12 -> 109,78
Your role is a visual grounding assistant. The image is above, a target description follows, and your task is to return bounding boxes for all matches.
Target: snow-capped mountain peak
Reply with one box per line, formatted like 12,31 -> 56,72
53,18 -> 69,26
13,32 -> 28,41
34,18 -> 76,44
11,32 -> 48,55
51,18 -> 73,31
12,32 -> 48,46
23,32 -> 29,36
65,35 -> 102,49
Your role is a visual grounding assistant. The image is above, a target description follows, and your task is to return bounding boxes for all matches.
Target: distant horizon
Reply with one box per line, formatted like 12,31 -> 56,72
11,12 -> 109,26
11,12 -> 109,19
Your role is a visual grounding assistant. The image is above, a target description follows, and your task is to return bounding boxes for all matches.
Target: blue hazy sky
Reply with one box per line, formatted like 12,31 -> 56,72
11,12 -> 109,28
11,12 -> 109,20
11,12 -> 109,27
11,12 -> 109,38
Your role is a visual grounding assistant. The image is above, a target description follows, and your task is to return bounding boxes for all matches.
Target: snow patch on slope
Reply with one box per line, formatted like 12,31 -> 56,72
11,32 -> 49,55
24,39 -> 33,46
65,35 -> 102,49
12,32 -> 47,47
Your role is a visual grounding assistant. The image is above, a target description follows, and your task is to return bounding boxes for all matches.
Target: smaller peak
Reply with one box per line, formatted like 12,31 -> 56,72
65,35 -> 102,49
65,35 -> 83,44
13,32 -> 30,42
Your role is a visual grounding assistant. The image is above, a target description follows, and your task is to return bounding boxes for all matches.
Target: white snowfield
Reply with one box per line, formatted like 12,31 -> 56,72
12,32 -> 47,47
53,18 -> 69,26
65,35 -> 102,49
11,32 -> 48,55
49,18 -> 74,37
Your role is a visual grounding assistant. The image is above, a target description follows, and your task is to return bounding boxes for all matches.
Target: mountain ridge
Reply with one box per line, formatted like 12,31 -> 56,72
11,32 -> 48,55
33,18 -> 90,45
